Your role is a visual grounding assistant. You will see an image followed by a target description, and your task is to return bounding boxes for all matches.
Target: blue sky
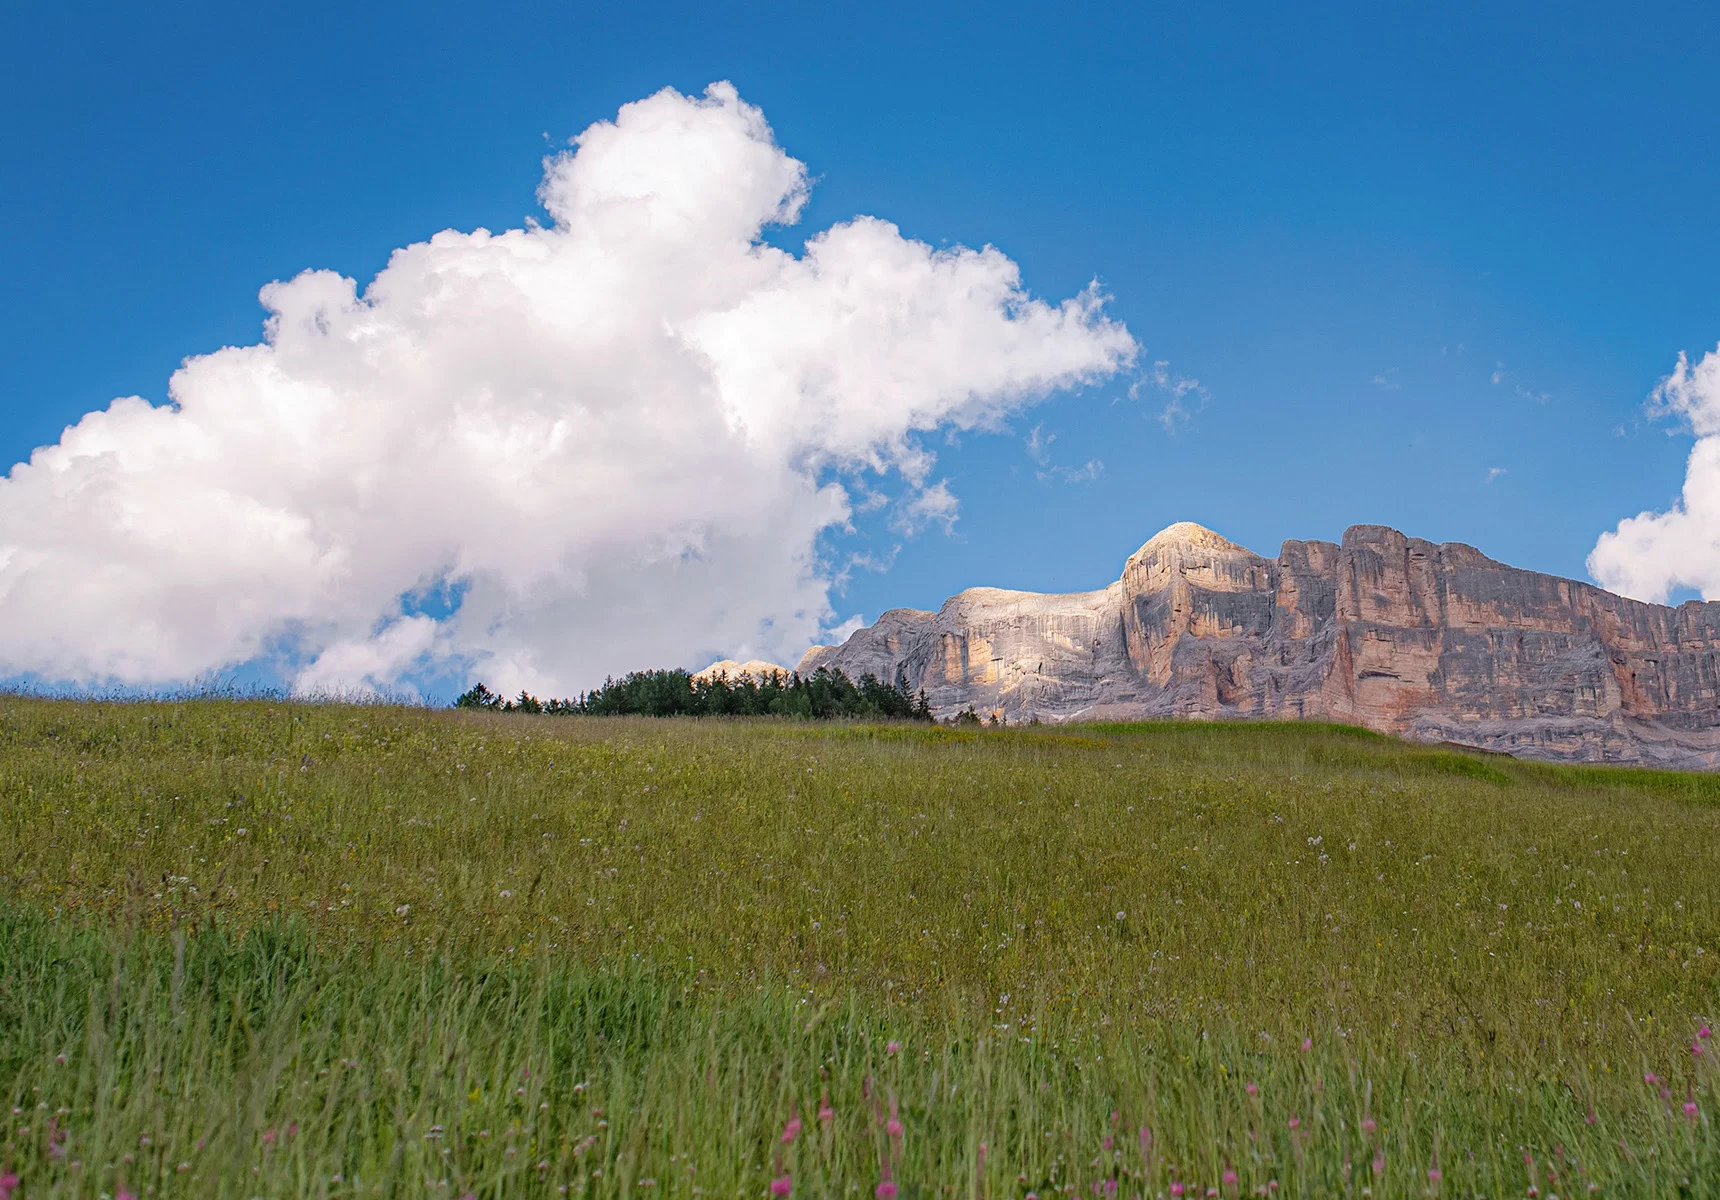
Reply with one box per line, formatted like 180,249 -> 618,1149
3,1 -> 1718,696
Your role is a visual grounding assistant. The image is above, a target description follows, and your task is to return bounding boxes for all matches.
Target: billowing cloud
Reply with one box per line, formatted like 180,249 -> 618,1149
0,83 -> 1136,697
1589,345 -> 1720,602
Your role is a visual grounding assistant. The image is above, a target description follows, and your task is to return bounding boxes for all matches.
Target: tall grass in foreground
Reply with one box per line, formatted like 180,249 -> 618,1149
4,913 -> 1719,1198
3,698 -> 1720,1195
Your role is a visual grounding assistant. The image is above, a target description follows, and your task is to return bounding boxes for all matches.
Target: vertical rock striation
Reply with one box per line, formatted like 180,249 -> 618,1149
797,523 -> 1720,768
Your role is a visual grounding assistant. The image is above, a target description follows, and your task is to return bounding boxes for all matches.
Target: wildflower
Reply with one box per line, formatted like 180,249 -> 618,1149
1695,1041 -> 1705,1057
1300,1038 -> 1312,1053
1428,1165 -> 1441,1183
818,1094 -> 835,1124
1223,1168 -> 1238,1190
875,1183 -> 898,1200
1245,1082 -> 1258,1097
1685,1100 -> 1699,1120
1645,1072 -> 1659,1085
1115,912 -> 1126,921
1361,1117 -> 1375,1135
886,1041 -> 901,1056
770,1174 -> 793,1196
1169,1184 -> 1184,1198
1702,1025 -> 1713,1040
54,1054 -> 66,1065
1372,1152 -> 1384,1174
0,1172 -> 17,1200
781,1113 -> 802,1144
1287,1116 -> 1300,1131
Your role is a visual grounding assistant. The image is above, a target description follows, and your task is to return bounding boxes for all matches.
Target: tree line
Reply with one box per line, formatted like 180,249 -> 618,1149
453,665 -> 933,721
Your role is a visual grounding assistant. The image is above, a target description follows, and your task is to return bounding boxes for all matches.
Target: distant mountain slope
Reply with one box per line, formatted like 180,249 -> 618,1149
799,523 -> 1720,768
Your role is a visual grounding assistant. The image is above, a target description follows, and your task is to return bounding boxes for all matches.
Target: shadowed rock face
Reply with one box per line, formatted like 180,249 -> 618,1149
797,523 -> 1720,769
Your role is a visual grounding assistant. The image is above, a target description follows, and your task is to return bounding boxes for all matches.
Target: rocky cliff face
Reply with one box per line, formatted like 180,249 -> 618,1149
797,523 -> 1720,769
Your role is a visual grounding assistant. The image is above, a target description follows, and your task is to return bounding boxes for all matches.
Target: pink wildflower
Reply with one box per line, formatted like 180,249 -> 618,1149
0,1172 -> 17,1200
1371,1153 -> 1385,1174
1245,1081 -> 1258,1097
1428,1165 -> 1442,1183
1685,1101 -> 1700,1120
1361,1116 -> 1375,1135
1223,1167 -> 1238,1189
780,1113 -> 802,1144
1301,1038 -> 1312,1053
875,1183 -> 898,1200
770,1174 -> 793,1196
1695,1041 -> 1706,1057
886,1041 -> 901,1057
1287,1116 -> 1301,1131
1644,1072 -> 1659,1085
1702,1025 -> 1713,1040
1169,1184 -> 1184,1198
1103,1180 -> 1117,1198
818,1093 -> 835,1125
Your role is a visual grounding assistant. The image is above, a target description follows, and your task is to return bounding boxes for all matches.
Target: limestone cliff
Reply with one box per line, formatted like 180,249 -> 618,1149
797,523 -> 1720,769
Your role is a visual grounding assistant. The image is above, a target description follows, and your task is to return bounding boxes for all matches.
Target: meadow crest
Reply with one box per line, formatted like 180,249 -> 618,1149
3,698 -> 1720,1196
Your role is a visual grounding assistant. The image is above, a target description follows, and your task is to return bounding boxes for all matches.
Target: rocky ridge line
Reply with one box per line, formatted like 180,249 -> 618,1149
794,522 -> 1720,769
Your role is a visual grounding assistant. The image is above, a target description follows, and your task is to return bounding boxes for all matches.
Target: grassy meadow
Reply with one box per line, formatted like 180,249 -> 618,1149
3,698 -> 1720,1197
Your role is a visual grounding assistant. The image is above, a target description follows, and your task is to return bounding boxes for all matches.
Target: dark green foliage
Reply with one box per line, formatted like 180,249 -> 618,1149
452,682 -> 503,710
458,666 -> 932,721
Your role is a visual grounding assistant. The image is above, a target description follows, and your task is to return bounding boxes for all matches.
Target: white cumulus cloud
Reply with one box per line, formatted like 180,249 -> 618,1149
1589,344 -> 1720,602
0,82 -> 1136,697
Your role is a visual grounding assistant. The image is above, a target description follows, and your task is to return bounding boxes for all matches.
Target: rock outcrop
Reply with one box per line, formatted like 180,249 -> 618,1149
796,522 -> 1720,769
692,659 -> 792,683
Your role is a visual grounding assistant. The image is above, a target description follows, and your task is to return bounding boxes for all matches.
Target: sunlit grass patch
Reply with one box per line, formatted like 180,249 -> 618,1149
2,697 -> 1719,1195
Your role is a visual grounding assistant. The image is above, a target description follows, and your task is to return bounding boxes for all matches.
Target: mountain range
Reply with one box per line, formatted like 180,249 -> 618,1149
769,522 -> 1720,769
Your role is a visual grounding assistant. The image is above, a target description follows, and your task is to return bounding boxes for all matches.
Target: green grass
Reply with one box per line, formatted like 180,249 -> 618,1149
3,698 -> 1720,1197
